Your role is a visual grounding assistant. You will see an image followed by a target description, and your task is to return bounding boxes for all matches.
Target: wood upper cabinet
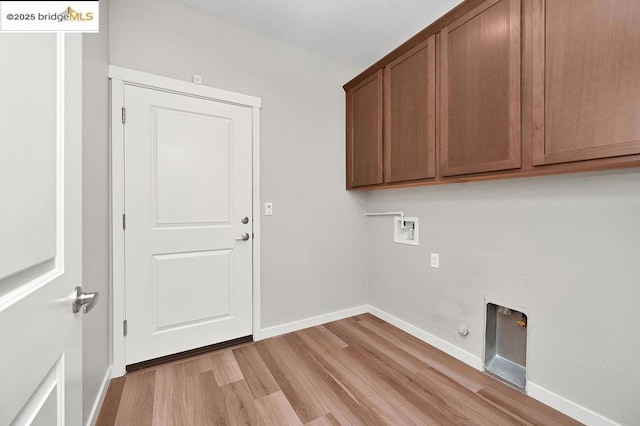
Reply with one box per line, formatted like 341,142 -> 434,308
344,0 -> 640,190
440,0 -> 521,177
384,37 -> 436,183
532,0 -> 640,165
346,70 -> 383,188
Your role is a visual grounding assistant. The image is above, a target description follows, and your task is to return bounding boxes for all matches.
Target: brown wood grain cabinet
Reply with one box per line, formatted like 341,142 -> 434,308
440,0 -> 521,177
384,37 -> 436,183
346,70 -> 383,188
344,0 -> 640,190
531,0 -> 640,166
346,38 -> 436,188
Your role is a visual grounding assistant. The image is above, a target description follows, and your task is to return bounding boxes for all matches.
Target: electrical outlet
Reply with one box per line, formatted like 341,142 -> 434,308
430,253 -> 440,269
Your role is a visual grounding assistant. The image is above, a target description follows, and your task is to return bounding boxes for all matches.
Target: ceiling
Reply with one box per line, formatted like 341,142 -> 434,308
176,0 -> 463,68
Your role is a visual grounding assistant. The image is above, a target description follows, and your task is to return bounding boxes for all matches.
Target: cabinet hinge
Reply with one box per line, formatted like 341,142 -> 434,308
123,319 -> 128,337
121,107 -> 126,124
122,213 -> 126,230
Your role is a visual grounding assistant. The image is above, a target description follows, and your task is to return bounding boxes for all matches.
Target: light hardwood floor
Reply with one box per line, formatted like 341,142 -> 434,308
97,314 -> 581,425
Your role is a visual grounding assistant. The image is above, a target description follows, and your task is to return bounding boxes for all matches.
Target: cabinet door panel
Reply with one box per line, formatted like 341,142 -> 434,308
532,0 -> 640,165
384,37 -> 436,182
440,0 -> 521,177
346,70 -> 383,187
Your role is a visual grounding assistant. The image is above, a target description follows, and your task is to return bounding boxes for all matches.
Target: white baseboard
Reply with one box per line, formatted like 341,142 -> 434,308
259,305 -> 368,340
86,365 -> 112,426
367,304 -> 618,426
527,382 -> 620,426
366,305 -> 484,370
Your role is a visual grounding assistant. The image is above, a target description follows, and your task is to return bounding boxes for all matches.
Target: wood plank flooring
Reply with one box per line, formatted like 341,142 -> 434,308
97,314 -> 582,425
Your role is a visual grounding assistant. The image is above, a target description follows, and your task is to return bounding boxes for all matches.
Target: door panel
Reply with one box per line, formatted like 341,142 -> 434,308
155,108 -> 231,225
30,384 -> 58,426
13,356 -> 63,426
440,0 -> 521,176
125,85 -> 253,365
153,250 -> 232,329
0,34 -> 57,281
384,37 -> 436,183
0,34 -> 82,425
532,0 -> 640,165
346,70 -> 383,188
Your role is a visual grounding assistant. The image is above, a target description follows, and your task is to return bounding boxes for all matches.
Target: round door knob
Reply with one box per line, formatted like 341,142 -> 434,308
72,286 -> 100,314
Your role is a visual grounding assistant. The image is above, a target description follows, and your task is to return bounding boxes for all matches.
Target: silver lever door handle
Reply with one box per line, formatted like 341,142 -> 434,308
236,233 -> 250,241
72,286 -> 100,314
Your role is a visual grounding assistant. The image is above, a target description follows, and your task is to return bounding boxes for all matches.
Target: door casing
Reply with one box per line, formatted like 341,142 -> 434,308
109,66 -> 262,377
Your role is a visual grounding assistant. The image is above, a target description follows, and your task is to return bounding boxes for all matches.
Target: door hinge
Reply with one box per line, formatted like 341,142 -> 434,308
123,319 -> 128,337
121,107 -> 126,124
122,213 -> 126,230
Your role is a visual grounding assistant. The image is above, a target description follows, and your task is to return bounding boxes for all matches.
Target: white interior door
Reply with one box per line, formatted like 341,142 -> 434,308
124,85 -> 253,365
0,34 -> 82,425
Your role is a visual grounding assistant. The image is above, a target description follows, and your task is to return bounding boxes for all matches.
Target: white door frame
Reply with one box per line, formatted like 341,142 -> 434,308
109,66 -> 262,377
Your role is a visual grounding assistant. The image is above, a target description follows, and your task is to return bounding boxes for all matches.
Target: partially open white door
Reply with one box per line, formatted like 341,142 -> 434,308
0,34 -> 83,425
122,84 -> 254,365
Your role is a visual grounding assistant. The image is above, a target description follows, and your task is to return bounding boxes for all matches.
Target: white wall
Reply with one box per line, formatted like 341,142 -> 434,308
365,169 -> 640,425
109,0 -> 368,328
82,0 -> 111,422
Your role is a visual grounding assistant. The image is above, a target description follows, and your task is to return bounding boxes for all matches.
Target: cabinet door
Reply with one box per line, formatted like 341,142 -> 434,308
532,0 -> 640,165
440,0 -> 521,177
384,37 -> 436,183
346,70 -> 383,188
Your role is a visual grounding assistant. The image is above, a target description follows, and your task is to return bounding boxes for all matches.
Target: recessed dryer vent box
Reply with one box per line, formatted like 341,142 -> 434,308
394,217 -> 418,246
485,302 -> 528,391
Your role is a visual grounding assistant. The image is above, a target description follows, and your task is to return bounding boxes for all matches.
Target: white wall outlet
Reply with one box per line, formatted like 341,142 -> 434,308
430,253 -> 440,268
192,74 -> 202,85
264,202 -> 273,216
